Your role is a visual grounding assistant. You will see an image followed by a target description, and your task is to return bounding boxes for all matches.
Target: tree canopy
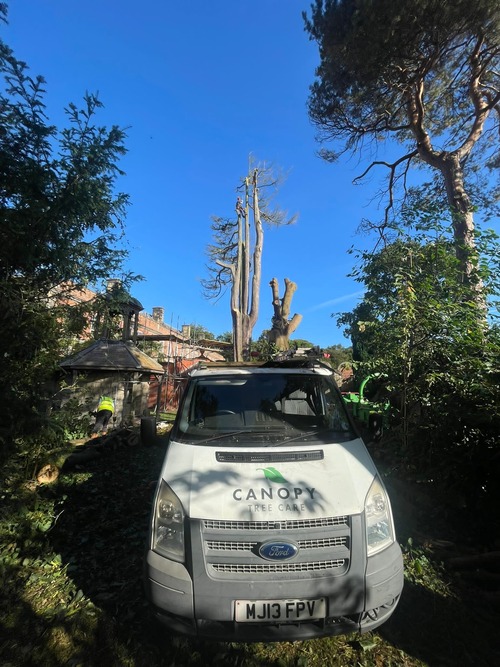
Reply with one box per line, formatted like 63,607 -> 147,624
0,71 -> 129,289
0,9 -> 131,449
304,0 -> 500,297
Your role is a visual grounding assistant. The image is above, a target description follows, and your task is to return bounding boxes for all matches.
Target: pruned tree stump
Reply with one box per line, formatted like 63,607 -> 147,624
36,463 -> 60,485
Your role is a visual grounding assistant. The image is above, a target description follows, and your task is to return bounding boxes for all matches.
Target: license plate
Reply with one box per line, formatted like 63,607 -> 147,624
235,598 -> 326,623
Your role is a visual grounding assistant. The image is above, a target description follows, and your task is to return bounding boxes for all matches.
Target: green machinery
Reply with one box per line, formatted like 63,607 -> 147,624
342,375 -> 390,439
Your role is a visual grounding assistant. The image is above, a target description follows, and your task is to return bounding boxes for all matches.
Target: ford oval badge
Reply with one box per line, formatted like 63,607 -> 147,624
258,541 -> 299,561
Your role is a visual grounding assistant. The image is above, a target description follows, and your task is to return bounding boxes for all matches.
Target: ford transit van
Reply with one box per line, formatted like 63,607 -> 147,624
144,357 -> 403,641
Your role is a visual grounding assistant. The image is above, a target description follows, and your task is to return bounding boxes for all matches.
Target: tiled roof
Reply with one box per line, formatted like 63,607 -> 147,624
60,339 -> 165,373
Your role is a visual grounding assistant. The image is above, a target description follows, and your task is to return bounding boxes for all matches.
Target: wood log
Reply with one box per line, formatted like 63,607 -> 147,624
36,463 -> 59,485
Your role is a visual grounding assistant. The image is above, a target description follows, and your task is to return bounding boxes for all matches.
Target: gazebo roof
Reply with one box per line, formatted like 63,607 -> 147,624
60,339 -> 164,374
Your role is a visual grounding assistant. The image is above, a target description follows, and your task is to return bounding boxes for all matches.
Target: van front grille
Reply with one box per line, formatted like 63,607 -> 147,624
210,559 -> 346,574
206,540 -> 258,552
299,536 -> 347,549
201,515 -> 351,581
206,536 -> 347,552
203,516 -> 348,531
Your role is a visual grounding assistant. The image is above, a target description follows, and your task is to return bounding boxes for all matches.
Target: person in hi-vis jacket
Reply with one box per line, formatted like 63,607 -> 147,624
91,395 -> 115,437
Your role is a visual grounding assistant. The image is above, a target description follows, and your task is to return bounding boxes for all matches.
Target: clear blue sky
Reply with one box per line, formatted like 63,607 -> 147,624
6,1 -> 388,348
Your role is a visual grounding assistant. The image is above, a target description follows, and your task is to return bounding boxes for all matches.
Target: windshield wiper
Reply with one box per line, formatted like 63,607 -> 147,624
190,430 -> 247,445
188,427 -> 293,446
279,428 -> 330,446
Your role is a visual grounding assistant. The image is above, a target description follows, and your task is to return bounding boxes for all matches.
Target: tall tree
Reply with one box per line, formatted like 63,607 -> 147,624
203,162 -> 296,361
0,8 -> 131,447
304,0 -> 500,304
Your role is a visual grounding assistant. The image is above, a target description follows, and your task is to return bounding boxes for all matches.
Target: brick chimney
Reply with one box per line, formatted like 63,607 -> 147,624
152,307 -> 164,323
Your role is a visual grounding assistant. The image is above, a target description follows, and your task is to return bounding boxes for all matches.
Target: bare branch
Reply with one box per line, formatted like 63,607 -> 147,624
354,150 -> 419,226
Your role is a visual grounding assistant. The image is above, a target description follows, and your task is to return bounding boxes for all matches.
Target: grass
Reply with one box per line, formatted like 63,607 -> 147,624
0,434 -> 499,666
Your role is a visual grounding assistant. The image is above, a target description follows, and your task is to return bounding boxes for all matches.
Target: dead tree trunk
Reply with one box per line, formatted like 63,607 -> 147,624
205,163 -> 297,362
230,171 -> 262,361
268,277 -> 302,351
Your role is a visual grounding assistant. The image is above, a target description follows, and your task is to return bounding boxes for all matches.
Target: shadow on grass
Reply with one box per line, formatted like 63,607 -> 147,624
48,440 -> 276,666
42,438 -> 500,667
380,476 -> 500,667
382,576 -> 500,666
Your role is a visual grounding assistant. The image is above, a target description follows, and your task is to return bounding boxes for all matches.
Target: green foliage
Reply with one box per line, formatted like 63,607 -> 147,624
187,323 -> 215,341
337,212 -> 500,510
50,396 -> 94,441
0,27 -> 130,455
7,394 -> 93,482
0,69 -> 129,287
249,330 -> 278,360
402,538 -> 454,597
291,338 -> 315,348
216,330 -> 233,343
323,343 -> 352,369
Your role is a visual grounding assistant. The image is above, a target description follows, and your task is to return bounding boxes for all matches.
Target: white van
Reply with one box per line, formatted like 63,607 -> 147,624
144,358 -> 403,641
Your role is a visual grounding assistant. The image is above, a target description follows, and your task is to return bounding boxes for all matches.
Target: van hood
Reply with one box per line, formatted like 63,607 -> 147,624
162,438 -> 378,521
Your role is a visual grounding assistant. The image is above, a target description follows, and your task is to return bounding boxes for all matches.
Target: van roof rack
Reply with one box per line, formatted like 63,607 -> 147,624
261,358 -> 332,371
262,347 -> 332,371
189,348 -> 333,373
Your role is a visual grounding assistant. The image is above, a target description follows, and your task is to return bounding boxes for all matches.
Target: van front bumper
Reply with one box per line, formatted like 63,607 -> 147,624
144,542 -> 403,642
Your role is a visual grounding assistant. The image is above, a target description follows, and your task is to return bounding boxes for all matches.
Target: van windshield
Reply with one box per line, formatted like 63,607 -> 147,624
173,372 -> 354,445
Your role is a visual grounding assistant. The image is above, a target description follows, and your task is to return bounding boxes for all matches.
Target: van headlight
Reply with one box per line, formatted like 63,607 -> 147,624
365,477 -> 395,556
153,481 -> 185,562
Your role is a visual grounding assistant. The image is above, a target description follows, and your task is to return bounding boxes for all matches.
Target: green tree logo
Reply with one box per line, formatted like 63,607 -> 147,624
258,467 -> 288,484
